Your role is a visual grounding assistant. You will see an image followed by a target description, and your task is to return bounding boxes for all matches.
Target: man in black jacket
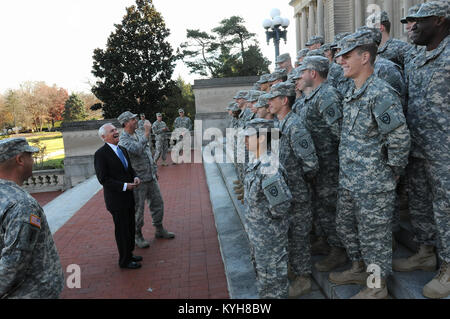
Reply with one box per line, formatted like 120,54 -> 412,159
94,123 -> 143,269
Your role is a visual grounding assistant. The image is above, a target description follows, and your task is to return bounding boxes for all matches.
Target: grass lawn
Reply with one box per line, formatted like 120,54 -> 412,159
20,132 -> 65,170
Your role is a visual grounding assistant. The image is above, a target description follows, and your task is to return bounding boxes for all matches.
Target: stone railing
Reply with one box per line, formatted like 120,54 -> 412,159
23,169 -> 65,193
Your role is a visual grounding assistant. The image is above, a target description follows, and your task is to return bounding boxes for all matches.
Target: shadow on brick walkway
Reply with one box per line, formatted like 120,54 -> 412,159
54,158 -> 229,299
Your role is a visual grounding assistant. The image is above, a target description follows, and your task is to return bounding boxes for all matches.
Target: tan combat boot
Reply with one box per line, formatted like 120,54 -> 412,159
135,232 -> 150,248
315,247 -> 348,272
289,275 -> 312,298
234,185 -> 244,193
351,278 -> 388,299
422,262 -> 450,299
329,261 -> 367,285
155,226 -> 175,239
233,180 -> 241,185
393,245 -> 437,272
311,236 -> 330,256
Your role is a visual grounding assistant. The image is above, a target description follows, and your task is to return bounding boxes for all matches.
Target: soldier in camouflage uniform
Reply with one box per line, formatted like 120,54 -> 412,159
152,113 -> 170,166
242,118 -> 292,299
0,138 -> 64,298
394,2 -> 450,299
118,112 -> 175,248
254,94 -> 274,120
296,48 -> 309,65
256,74 -> 271,93
268,68 -> 288,88
328,31 -> 411,299
306,35 -> 325,51
267,82 -> 319,298
366,10 -> 412,69
293,56 -> 348,272
328,33 -> 354,97
276,53 -> 294,75
172,108 -> 192,165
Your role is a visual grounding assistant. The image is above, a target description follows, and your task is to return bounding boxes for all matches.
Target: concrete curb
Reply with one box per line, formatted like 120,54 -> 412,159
44,175 -> 102,234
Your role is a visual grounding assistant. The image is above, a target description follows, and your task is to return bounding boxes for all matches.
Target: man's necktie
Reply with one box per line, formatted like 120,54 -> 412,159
116,147 -> 128,169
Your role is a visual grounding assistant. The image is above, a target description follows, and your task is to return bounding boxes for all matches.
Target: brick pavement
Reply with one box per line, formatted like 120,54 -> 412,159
54,158 -> 229,299
32,190 -> 64,207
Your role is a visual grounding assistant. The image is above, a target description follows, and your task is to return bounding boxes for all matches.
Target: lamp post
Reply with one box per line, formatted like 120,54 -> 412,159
263,8 -> 290,63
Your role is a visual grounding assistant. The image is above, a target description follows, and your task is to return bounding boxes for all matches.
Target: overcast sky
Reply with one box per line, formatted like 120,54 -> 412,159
0,0 -> 297,94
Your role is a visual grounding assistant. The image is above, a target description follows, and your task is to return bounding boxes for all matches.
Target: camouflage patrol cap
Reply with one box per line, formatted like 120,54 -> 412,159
156,113 -> 162,117
306,35 -> 325,46
335,30 -> 376,58
257,74 -> 271,84
233,90 -> 249,100
401,3 -> 422,23
267,81 -> 296,99
290,66 -> 303,80
139,113 -> 145,117
118,111 -> 138,125
276,53 -> 291,64
247,90 -> 264,102
306,48 -> 326,57
298,56 -> 330,73
357,26 -> 382,46
254,93 -> 271,108
178,108 -> 184,113
268,68 -> 288,82
408,1 -> 450,19
296,48 -> 309,60
226,101 -> 237,111
0,137 -> 39,163
321,43 -> 332,52
331,32 -> 352,48
241,118 -> 275,136
230,104 -> 241,112
366,10 -> 390,27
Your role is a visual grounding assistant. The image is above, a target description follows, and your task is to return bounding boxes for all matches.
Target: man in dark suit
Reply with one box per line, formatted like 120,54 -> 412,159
94,123 -> 143,269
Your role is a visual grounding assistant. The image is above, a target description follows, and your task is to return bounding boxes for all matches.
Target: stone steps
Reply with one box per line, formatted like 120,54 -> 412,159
204,145 -> 447,299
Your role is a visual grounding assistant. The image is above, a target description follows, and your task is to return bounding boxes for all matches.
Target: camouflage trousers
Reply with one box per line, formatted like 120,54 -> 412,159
246,211 -> 289,299
133,179 -> 165,232
407,157 -> 436,247
311,157 -> 342,248
288,196 -> 313,276
336,189 -> 395,277
154,137 -> 168,162
410,158 -> 450,262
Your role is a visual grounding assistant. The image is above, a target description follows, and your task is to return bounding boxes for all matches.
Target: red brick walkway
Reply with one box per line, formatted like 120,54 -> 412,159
54,159 -> 229,299
32,190 -> 64,207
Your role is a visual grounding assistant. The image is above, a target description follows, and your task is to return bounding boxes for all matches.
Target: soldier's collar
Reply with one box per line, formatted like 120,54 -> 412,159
350,74 -> 375,100
305,83 -> 324,101
422,34 -> 449,65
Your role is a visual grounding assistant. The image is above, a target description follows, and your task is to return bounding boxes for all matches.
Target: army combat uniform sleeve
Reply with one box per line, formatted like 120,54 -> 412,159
289,124 -> 319,176
372,93 -> 411,176
0,202 -> 43,296
261,171 -> 292,219
318,90 -> 343,139
119,133 -> 149,156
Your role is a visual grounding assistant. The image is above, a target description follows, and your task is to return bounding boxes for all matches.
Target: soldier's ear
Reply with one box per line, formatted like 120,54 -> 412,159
435,16 -> 447,28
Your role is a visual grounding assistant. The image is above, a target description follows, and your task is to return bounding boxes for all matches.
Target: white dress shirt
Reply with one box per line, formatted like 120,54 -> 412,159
106,142 -> 128,192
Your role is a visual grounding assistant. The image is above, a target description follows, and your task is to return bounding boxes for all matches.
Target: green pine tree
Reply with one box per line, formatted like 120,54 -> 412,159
63,94 -> 87,122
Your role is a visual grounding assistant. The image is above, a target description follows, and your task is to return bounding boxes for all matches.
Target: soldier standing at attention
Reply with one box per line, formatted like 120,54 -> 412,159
172,108 -> 192,165
0,138 -> 64,298
153,113 -> 169,166
329,30 -> 410,299
118,111 -> 175,248
394,1 -> 450,299
367,11 -> 411,69
242,118 -> 292,299
267,82 -> 319,298
293,56 -> 346,273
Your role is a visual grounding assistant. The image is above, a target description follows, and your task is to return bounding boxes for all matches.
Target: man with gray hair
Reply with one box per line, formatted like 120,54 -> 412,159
117,111 -> 175,248
0,138 -> 64,298
95,123 -> 143,269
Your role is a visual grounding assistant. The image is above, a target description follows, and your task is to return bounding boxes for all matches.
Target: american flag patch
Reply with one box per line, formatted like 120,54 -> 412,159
30,214 -> 41,228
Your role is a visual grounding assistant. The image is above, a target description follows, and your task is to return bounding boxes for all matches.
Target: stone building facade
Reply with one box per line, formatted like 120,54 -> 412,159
289,0 -> 427,50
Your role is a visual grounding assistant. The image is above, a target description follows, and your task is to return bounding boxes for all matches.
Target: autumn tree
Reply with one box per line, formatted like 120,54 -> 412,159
91,0 -> 178,119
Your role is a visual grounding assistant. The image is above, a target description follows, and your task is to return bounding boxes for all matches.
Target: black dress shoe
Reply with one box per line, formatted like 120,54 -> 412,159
131,255 -> 143,262
120,261 -> 141,269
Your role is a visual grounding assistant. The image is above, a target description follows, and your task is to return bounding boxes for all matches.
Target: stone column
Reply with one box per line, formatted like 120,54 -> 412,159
354,0 -> 364,29
301,9 -> 308,48
308,2 -> 316,38
384,0 -> 394,35
296,13 -> 302,52
317,0 -> 324,36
